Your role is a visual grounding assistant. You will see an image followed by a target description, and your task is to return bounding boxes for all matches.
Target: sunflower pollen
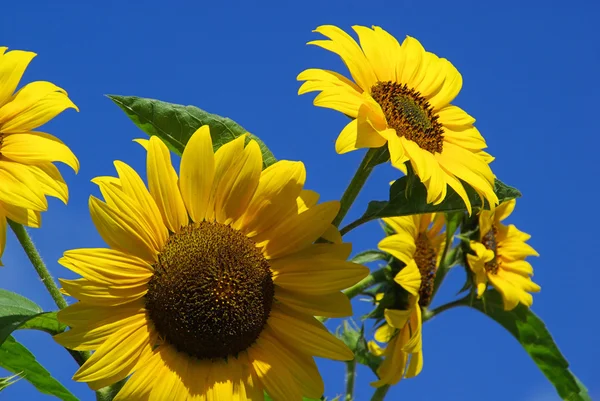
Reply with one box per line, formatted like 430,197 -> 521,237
145,221 -> 274,360
414,233 -> 438,307
482,225 -> 499,274
371,81 -> 444,154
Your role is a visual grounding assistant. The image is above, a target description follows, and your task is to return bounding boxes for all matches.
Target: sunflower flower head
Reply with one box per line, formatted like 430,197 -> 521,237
298,25 -> 498,214
0,47 -> 79,264
467,199 -> 540,310
369,213 -> 444,387
55,127 -> 368,401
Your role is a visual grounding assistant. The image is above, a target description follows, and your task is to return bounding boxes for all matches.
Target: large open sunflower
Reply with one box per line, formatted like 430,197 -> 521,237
468,200 -> 540,310
369,213 -> 445,386
298,25 -> 497,213
0,47 -> 78,264
55,126 -> 368,401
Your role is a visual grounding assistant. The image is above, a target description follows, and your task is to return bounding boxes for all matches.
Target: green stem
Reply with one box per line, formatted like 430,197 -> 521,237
8,221 -> 67,310
344,360 -> 356,401
333,149 -> 379,228
423,297 -> 466,322
370,385 -> 390,401
343,267 -> 389,300
339,215 -> 375,237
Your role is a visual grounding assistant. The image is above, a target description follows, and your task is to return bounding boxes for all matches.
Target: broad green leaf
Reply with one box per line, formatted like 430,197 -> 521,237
0,290 -> 65,347
359,178 -> 520,223
350,250 -> 390,265
465,290 -> 590,401
0,336 -> 79,401
108,95 -> 277,168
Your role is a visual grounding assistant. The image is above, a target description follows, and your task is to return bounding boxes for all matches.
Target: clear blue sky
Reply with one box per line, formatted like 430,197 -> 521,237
1,1 -> 597,400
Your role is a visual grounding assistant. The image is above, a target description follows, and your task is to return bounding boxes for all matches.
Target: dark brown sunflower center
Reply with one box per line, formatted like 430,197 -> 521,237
145,221 -> 274,360
371,81 -> 444,154
482,225 -> 499,274
414,233 -> 438,307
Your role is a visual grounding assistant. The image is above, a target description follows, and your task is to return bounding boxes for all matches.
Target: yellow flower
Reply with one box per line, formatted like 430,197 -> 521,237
55,127 -> 368,401
467,200 -> 540,310
369,213 -> 444,386
298,25 -> 497,213
0,47 -> 78,264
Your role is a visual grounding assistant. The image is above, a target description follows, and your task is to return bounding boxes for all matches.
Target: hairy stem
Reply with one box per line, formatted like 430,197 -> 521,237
370,385 -> 390,401
344,360 -> 357,401
333,149 -> 379,228
8,221 -> 67,310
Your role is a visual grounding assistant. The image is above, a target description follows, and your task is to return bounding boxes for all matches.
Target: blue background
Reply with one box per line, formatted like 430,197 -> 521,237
1,0 -> 597,400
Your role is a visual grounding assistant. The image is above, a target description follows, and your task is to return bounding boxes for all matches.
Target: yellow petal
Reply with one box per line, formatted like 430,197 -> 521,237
248,342 -> 302,401
0,201 -> 41,228
179,126 -> 215,223
310,25 -> 377,91
89,196 -> 158,263
267,304 -> 354,360
428,59 -> 463,110
397,36 -> 425,86
378,232 -> 416,264
0,131 -> 78,172
321,224 -> 342,244
113,346 -> 167,401
215,140 -> 262,224
496,199 -> 516,222
260,201 -> 339,259
393,261 -> 421,295
0,81 -> 77,133
0,50 -> 36,106
205,135 -> 246,221
352,25 -> 395,82
272,258 -> 368,295
238,160 -> 306,236
0,213 -> 5,264
0,160 -> 47,210
411,51 -> 446,100
59,278 -> 147,306
25,163 -> 69,204
297,68 -> 362,95
56,300 -> 144,327
335,109 -> 387,154
73,317 -> 151,382
296,190 -> 319,213
114,161 -> 168,248
259,327 -> 324,399
384,309 -> 412,329
147,136 -> 188,232
275,286 -> 352,318
59,248 -> 153,285
149,346 -> 189,401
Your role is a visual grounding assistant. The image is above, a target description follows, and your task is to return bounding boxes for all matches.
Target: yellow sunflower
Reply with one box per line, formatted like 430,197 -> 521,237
467,200 -> 540,310
368,214 -> 444,386
0,47 -> 79,264
298,25 -> 497,213
55,127 -> 368,401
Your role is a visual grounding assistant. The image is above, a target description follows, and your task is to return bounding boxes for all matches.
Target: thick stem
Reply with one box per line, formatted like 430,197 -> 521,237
344,360 -> 357,401
370,385 -> 390,401
333,149 -> 378,228
8,221 -> 67,310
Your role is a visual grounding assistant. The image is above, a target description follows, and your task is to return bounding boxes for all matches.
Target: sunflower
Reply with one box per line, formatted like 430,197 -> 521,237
0,47 -> 79,264
298,25 -> 497,213
467,200 -> 540,310
368,213 -> 444,386
55,127 -> 368,401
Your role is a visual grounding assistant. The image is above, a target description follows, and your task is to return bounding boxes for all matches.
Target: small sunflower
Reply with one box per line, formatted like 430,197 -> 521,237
55,127 -> 368,401
467,200 -> 540,310
0,47 -> 79,264
298,25 -> 497,213
368,214 -> 444,386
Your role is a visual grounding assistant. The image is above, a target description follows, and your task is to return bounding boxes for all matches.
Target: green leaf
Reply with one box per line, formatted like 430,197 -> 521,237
0,290 -> 65,347
338,321 -> 382,376
360,178 -> 520,222
108,95 -> 277,168
466,290 -> 590,401
350,250 -> 390,265
0,336 -> 79,401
